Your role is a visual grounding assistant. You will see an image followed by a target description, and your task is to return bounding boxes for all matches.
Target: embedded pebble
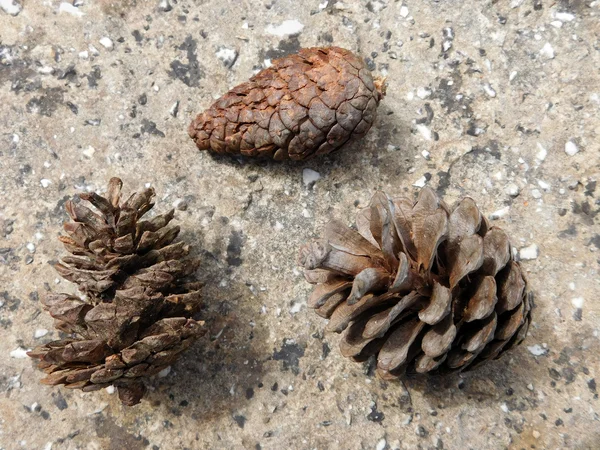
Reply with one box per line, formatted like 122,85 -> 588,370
527,344 -> 549,356
169,101 -> 179,117
216,47 -> 238,68
266,20 -> 304,37
99,37 -> 114,50
416,87 -> 431,99
10,348 -> 29,359
531,189 -> 542,199
375,438 -> 387,450
554,12 -> 575,22
416,124 -> 432,140
34,329 -> 49,339
400,5 -> 409,17
540,42 -> 555,59
532,430 -> 541,439
519,244 -> 539,260
82,146 -> 96,158
537,180 -> 550,191
571,297 -> 584,308
489,206 -> 510,220
413,176 -> 427,188
564,140 -> 578,156
536,143 -> 547,161
40,179 -> 52,188
483,83 -> 497,98
157,366 -> 172,378
302,169 -> 321,187
505,183 -> 520,197
58,2 -> 84,16
157,0 -> 172,12
0,0 -> 22,16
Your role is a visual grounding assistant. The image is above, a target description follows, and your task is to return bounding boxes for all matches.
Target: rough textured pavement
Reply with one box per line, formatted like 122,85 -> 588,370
1,1 -> 599,449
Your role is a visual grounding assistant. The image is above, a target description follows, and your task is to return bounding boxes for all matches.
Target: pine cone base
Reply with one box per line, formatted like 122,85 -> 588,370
299,188 -> 532,378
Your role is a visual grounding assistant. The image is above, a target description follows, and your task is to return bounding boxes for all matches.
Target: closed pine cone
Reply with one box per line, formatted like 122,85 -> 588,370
189,46 -> 385,161
298,188 -> 532,379
28,178 -> 205,406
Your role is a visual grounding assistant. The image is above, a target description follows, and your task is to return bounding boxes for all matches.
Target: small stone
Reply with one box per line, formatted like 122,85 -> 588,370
26,243 -> 36,253
216,47 -> 238,69
10,347 -> 30,359
571,297 -> 584,308
400,5 -> 409,17
157,366 -> 171,378
519,244 -> 539,260
40,179 -> 52,188
78,50 -> 89,60
266,19 -> 304,37
483,83 -> 497,98
58,2 -> 84,16
302,168 -> 321,187
564,140 -> 578,156
105,385 -> 116,394
532,430 -> 541,439
82,146 -> 96,158
415,425 -> 428,437
412,175 -> 427,188
537,180 -> 550,191
509,71 -> 518,81
500,403 -> 509,413
34,329 -> 49,339
416,124 -> 432,141
416,87 -> 431,99
99,37 -> 114,50
505,183 -> 520,197
173,198 -> 187,211
540,42 -> 555,59
0,0 -> 22,16
531,189 -> 542,199
527,344 -> 548,356
375,438 -> 387,450
73,0 -> 84,6
527,383 -> 534,391
536,143 -> 547,161
554,11 -> 575,22
157,0 -> 172,12
169,101 -> 179,117
550,20 -> 563,28
489,206 -> 510,220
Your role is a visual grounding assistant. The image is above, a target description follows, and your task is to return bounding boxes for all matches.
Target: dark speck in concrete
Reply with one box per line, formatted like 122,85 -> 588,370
226,230 -> 244,266
233,414 -> 246,428
52,391 -> 68,410
273,339 -> 305,375
169,35 -> 204,87
87,66 -> 102,88
367,403 -> 385,423
26,87 -> 65,117
141,119 -> 166,137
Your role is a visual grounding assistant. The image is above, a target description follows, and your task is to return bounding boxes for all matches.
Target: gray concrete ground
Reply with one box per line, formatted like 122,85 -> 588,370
1,0 -> 599,449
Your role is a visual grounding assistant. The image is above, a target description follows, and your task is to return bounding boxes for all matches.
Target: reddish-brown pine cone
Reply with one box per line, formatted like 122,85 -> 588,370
298,188 -> 532,379
189,46 -> 386,161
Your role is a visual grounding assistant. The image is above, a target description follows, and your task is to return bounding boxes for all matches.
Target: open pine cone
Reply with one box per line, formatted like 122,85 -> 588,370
189,46 -> 385,161
298,188 -> 532,379
28,178 -> 205,406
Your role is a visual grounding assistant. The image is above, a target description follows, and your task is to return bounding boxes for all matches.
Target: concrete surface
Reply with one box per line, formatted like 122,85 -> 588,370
1,1 -> 599,449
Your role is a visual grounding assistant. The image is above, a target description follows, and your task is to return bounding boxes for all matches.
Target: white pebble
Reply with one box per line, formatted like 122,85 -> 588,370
302,168 -> 321,187
105,385 -> 116,394
537,180 -> 550,191
416,87 -> 431,99
509,71 -> 518,81
40,179 -> 52,188
82,146 -> 95,158
88,44 -> 100,56
157,366 -> 171,378
489,206 -> 510,220
10,348 -> 30,359
531,189 -> 542,199
0,0 -> 22,16
540,42 -> 555,59
483,83 -> 497,98
564,140 -> 578,156
215,47 -> 238,68
58,2 -> 84,16
376,439 -> 387,450
527,344 -> 548,356
500,403 -> 509,413
527,383 -> 534,391
412,176 -> 427,188
99,37 -> 114,50
505,183 -> 520,197
289,302 -> 303,314
555,12 -> 575,22
78,50 -> 89,60
421,150 -> 430,160
550,20 -> 563,28
26,242 -> 36,253
416,124 -> 432,141
169,100 -> 179,117
519,244 -> 539,260
536,142 -> 547,161
266,19 -> 304,37
532,430 -> 541,439
571,297 -> 584,308
400,5 -> 409,17
34,329 -> 49,339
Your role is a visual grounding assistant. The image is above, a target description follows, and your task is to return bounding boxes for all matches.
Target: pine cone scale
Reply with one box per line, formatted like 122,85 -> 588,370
300,187 -> 533,377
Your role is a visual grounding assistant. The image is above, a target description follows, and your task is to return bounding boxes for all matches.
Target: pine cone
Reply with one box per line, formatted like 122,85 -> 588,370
298,188 -> 532,378
28,178 -> 205,406
189,46 -> 385,161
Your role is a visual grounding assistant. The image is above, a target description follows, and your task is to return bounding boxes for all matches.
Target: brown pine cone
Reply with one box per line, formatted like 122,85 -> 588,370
298,188 -> 532,379
28,178 -> 205,406
189,46 -> 385,161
